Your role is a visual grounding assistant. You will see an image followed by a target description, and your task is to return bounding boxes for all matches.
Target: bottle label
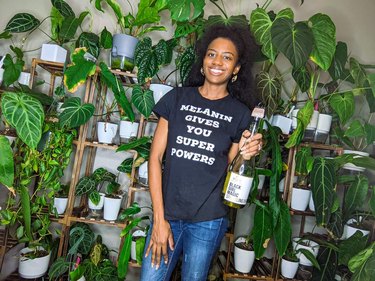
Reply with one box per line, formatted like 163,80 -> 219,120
224,172 -> 254,205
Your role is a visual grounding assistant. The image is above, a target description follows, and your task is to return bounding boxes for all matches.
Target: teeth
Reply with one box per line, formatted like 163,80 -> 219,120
210,69 -> 223,74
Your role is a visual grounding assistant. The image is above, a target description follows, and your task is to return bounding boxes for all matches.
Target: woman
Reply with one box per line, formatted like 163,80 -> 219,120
140,24 -> 262,281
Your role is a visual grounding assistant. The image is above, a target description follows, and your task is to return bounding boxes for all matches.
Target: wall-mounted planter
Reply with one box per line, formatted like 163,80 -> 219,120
18,247 -> 51,279
40,43 -> 67,63
149,84 -> 173,105
111,34 -> 139,71
291,187 -> 311,211
97,122 -> 118,144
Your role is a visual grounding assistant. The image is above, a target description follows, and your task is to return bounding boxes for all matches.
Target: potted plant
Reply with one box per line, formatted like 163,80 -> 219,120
53,183 -> 70,216
103,180 -> 123,221
233,234 -> 255,273
280,241 -> 300,279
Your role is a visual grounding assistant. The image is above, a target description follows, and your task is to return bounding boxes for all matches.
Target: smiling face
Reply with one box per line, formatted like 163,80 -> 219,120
202,37 -> 241,87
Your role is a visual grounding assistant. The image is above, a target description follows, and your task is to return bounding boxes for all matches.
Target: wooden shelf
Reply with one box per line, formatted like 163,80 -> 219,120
68,216 -> 126,228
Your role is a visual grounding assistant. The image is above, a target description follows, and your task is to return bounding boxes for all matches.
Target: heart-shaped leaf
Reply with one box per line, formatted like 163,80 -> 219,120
76,32 -> 100,58
250,8 -> 294,63
69,223 -> 95,255
329,91 -> 354,125
345,120 -> 365,138
100,27 -> 113,49
131,85 -> 155,118
179,46 -> 195,84
350,57 -> 368,94
292,66 -> 311,93
167,0 -> 205,22
309,13 -> 336,70
5,13 -> 40,33
89,191 -> 101,206
0,136 -> 14,187
271,18 -> 313,68
59,97 -> 95,129
75,176 -> 97,196
1,92 -> 44,149
117,158 -> 133,174
256,71 -> 281,118
206,15 -> 249,28
2,54 -> 24,87
52,0 -> 75,17
343,175 -> 368,220
329,42 -> 348,81
64,48 -> 96,92
310,157 -> 336,226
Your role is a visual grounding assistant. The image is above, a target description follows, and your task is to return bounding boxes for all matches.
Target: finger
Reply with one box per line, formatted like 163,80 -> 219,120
145,241 -> 152,258
168,234 -> 175,251
154,246 -> 161,270
162,243 -> 168,264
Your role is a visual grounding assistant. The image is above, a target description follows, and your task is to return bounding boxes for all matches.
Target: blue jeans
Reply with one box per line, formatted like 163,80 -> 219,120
140,217 -> 228,281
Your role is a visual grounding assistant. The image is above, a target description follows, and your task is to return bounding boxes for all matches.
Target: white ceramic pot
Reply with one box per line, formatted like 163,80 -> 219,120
281,258 -> 299,279
233,237 -> 255,273
53,197 -> 68,215
131,230 -> 147,261
119,120 -> 139,143
270,114 -> 293,135
314,113 -> 332,143
138,161 -> 148,186
343,221 -> 370,239
257,175 -> 266,190
18,247 -> 51,279
88,192 -> 105,210
291,187 -> 311,211
97,122 -> 118,144
309,195 -> 315,212
279,176 -> 298,193
40,43 -> 67,63
342,150 -> 369,172
150,84 -> 173,105
292,238 -> 319,266
103,196 -> 122,221
291,109 -> 319,129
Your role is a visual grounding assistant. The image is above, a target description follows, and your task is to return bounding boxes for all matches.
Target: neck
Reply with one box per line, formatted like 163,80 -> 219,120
199,83 -> 229,100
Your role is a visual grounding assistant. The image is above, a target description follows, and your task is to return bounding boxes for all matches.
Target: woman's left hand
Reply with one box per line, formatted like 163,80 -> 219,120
239,132 -> 263,159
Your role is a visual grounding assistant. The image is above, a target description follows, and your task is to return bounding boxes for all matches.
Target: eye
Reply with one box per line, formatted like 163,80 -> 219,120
223,55 -> 232,61
207,52 -> 215,58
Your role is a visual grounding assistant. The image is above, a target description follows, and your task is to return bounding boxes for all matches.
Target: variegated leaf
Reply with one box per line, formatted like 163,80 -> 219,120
59,97 -> 95,129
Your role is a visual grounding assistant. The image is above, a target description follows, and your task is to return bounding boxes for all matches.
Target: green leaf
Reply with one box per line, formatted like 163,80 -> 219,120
118,233 -> 132,279
117,158 -> 133,174
329,91 -> 354,125
292,66 -> 311,93
350,57 -> 368,94
206,15 -> 249,28
339,231 -> 368,266
59,16 -> 80,42
311,245 -> 336,280
48,257 -> 70,280
310,157 -> 336,226
75,176 -> 97,196
76,32 -> 100,58
349,245 -> 373,273
308,13 -> 336,71
271,18 -> 313,68
50,6 -> 64,42
295,146 -> 314,176
134,37 -> 168,84
344,120 -> 365,138
20,185 -> 32,241
1,92 -> 44,149
2,54 -> 24,87
370,188 -> 375,217
253,204 -> 272,258
64,48 -> 96,92
274,201 -> 292,257
100,27 -> 113,49
69,264 -> 85,281
329,42 -> 348,81
343,175 -> 368,220
99,62 -> 135,122
69,223 -> 95,255
59,97 -> 95,129
131,85 -> 154,118
118,202 -> 141,220
117,136 -> 151,152
367,73 -> 375,98
0,31 -> 12,39
89,191 -> 100,205
256,71 -> 281,118
52,0 -> 75,17
136,236 -> 146,265
0,136 -> 14,187
5,13 -> 40,33
351,251 -> 375,281
92,167 -> 116,182
167,0 -> 205,22
250,8 -> 294,63
179,46 -> 195,84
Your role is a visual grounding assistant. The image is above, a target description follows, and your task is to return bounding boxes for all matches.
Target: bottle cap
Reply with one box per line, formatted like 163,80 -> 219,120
251,107 -> 265,119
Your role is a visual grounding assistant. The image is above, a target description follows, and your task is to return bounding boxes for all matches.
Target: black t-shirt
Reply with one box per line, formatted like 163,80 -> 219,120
153,87 -> 251,222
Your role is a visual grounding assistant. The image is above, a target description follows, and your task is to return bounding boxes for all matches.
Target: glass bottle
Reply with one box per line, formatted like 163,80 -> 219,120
222,107 -> 265,208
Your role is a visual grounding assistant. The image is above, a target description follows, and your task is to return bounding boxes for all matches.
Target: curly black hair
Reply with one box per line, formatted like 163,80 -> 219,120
185,24 -> 260,109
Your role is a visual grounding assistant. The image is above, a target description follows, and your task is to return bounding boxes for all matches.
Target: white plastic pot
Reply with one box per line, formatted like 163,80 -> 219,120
103,196 -> 122,221
18,247 -> 51,279
233,237 -> 255,273
138,161 -> 148,186
281,257 -> 299,279
40,43 -> 67,63
18,72 -> 31,86
314,113 -> 332,143
343,219 -> 370,239
270,114 -> 292,135
309,195 -> 315,212
88,192 -> 105,210
342,150 -> 369,172
257,175 -> 266,190
119,120 -> 139,143
150,84 -> 173,105
97,122 -> 118,144
53,197 -> 68,215
291,187 -> 311,211
292,238 -> 319,266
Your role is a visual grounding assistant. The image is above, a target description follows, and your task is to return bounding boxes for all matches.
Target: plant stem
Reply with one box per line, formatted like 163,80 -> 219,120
209,0 -> 228,19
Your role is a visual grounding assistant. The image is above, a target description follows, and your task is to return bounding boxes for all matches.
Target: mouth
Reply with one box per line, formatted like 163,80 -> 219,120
208,68 -> 225,75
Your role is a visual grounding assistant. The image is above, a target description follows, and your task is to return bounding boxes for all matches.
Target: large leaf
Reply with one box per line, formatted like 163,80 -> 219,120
76,32 -> 100,58
179,46 -> 195,85
295,146 -> 313,176
117,233 -> 132,279
344,120 -> 365,138
256,71 -> 281,118
98,62 -> 135,122
350,244 -> 375,281
0,136 -> 14,187
134,37 -> 168,84
339,231 -> 368,266
273,201 -> 291,257
1,92 -> 44,149
59,16 -> 80,42
350,57 -> 368,95
292,66 -> 311,93
250,8 -> 294,63
69,223 -> 95,255
329,91 -> 354,125
343,175 -> 368,220
100,27 -> 113,49
308,13 -> 336,71
271,18 -> 313,68
327,208 -> 344,238
329,42 -> 348,81
48,257 -> 70,280
253,204 -> 272,258
118,202 -> 141,220
206,15 -> 249,28
117,136 -> 151,152
64,48 -> 96,92
311,245 -> 338,281
5,13 -> 40,33
75,176 -> 97,196
59,97 -> 95,129
117,158 -> 133,174
2,54 -> 24,87
50,6 -> 64,42
310,157 -> 335,226
131,85 -> 154,118
51,0 -> 75,17
167,0 -> 205,22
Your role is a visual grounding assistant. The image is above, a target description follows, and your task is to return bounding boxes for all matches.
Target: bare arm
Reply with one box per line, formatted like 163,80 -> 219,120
145,117 -> 174,269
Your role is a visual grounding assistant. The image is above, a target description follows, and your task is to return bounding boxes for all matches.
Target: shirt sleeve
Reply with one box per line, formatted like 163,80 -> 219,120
232,109 -> 252,143
152,88 -> 177,120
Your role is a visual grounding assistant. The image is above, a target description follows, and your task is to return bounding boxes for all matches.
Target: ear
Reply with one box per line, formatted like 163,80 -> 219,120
234,64 -> 241,75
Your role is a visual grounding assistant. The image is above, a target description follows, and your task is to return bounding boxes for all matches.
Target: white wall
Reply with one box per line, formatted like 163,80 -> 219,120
0,0 -> 374,280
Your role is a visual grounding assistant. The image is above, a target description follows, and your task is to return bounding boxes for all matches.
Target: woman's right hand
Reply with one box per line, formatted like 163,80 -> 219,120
145,219 -> 174,270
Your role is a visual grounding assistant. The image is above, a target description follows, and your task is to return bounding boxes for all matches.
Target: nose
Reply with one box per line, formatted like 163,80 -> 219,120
212,55 -> 223,65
